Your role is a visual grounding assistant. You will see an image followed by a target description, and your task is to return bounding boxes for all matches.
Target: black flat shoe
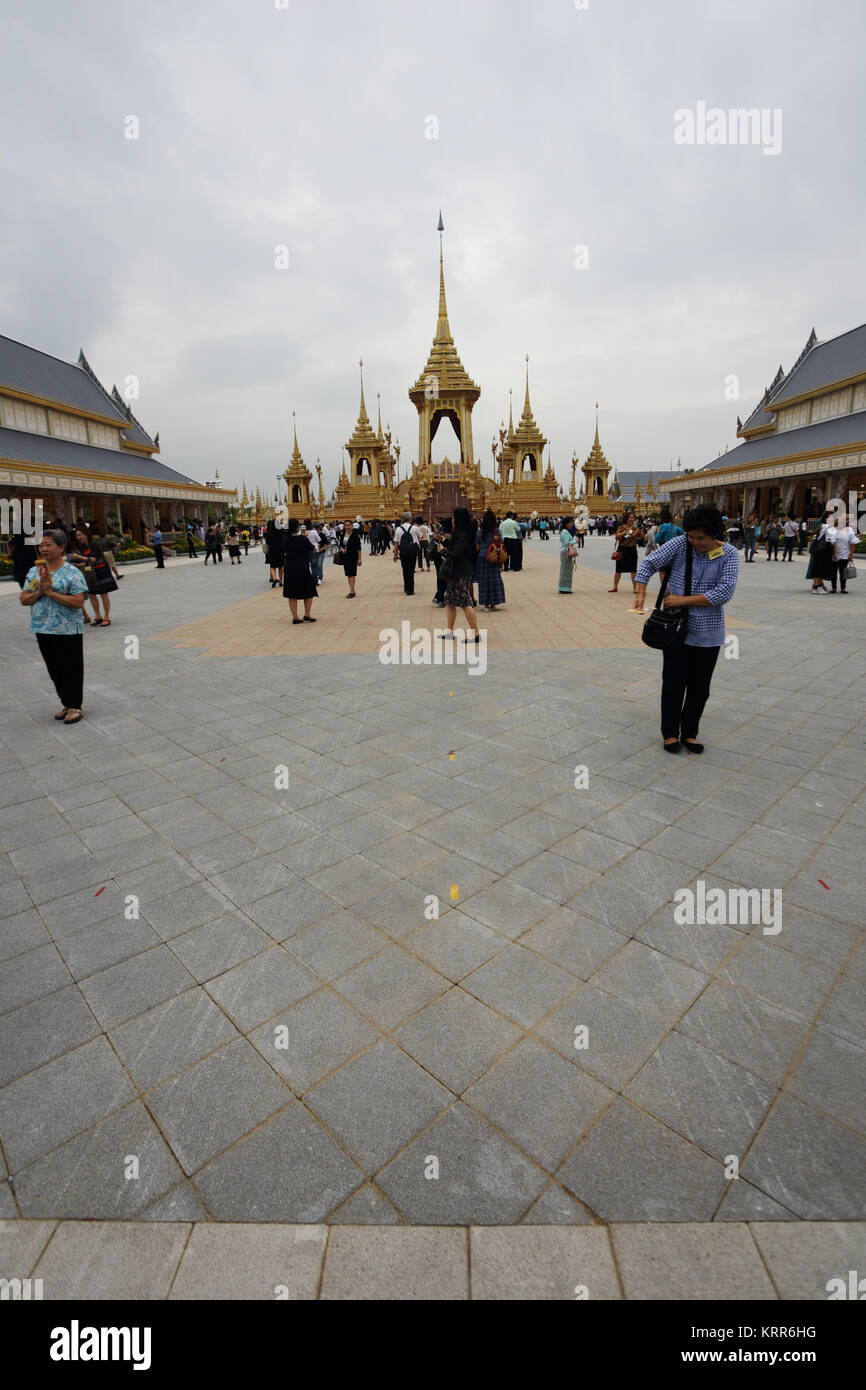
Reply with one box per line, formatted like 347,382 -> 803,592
663,740 -> 681,753
303,615 -> 316,622
292,618 -> 303,624
683,740 -> 704,753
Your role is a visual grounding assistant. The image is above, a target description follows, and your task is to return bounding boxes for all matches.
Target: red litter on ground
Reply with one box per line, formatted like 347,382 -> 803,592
818,879 -> 830,889
93,886 -> 106,897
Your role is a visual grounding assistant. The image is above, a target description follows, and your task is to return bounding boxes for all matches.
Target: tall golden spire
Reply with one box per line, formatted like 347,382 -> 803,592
348,360 -> 379,449
436,209 -> 449,341
524,354 -> 532,415
290,410 -> 303,465
377,391 -> 383,440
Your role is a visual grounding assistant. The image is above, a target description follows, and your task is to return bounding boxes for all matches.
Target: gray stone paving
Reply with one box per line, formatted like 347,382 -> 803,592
0,539 -> 864,1238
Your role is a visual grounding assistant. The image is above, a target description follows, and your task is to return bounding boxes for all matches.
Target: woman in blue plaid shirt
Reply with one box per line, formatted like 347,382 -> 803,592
633,505 -> 739,755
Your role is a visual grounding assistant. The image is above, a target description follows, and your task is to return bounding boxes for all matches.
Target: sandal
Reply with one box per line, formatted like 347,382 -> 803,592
63,710 -> 84,724
54,708 -> 68,720
83,613 -> 92,624
99,619 -> 111,627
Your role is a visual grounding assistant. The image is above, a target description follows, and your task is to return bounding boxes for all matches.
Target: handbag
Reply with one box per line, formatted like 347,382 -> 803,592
566,542 -> 579,559
611,550 -> 623,562
641,543 -> 693,651
332,549 -> 345,567
846,562 -> 857,579
486,535 -> 507,565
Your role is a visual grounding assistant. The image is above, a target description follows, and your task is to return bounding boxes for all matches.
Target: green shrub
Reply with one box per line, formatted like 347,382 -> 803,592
0,556 -> 13,577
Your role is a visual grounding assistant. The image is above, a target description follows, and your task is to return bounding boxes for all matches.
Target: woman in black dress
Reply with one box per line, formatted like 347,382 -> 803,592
265,518 -> 283,588
68,525 -> 118,626
282,518 -> 318,622
343,521 -> 362,597
437,506 -> 481,641
609,512 -> 645,594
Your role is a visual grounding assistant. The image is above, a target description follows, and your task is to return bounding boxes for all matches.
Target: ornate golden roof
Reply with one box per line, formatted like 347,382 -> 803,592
346,361 -> 380,451
284,413 -> 312,481
409,233 -> 480,403
509,357 -> 547,449
583,415 -> 612,475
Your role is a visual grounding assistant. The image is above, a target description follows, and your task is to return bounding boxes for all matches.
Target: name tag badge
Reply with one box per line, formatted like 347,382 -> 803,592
707,546 -> 724,559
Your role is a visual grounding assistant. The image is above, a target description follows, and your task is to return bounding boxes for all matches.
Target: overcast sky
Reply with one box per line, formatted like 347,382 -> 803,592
2,0 -> 864,501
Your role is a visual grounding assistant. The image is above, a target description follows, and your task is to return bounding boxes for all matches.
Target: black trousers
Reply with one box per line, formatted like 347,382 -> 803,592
504,538 -> 523,571
782,538 -> 795,560
400,551 -> 416,593
766,540 -> 779,559
153,544 -> 164,568
186,538 -> 196,557
37,633 -> 84,710
661,643 -> 720,741
830,559 -> 849,592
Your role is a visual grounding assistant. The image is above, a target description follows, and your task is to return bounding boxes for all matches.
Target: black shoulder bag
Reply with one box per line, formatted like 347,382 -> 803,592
641,542 -> 693,651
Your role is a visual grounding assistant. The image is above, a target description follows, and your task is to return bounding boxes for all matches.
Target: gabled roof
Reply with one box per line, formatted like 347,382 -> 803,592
698,408 -> 866,473
0,426 -> 198,485
769,322 -> 866,406
0,335 -> 158,450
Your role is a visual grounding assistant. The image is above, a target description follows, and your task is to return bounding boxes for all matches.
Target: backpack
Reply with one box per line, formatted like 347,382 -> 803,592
398,525 -> 416,558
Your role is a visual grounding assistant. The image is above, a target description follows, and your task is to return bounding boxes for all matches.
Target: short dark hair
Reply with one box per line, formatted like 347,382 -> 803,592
287,517 -> 300,534
659,506 -> 673,524
683,504 -> 725,539
453,507 -> 473,535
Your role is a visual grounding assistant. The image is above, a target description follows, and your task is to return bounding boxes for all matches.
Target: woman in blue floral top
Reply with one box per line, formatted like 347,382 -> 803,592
19,529 -> 89,724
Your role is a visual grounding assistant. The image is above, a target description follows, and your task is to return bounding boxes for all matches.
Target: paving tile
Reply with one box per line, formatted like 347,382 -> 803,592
376,1102 -> 545,1223
714,1180 -> 798,1222
462,830 -> 537,875
351,879 -> 443,940
321,1228 -> 468,1300
521,908 -> 628,981
56,917 -> 163,980
139,1182 -> 209,1221
32,1221 -> 188,1299
170,1223 -> 326,1299
465,1039 -> 613,1171
785,1029 -> 866,1134
205,947 -> 320,1030
405,912 -> 506,981
0,909 -> 49,963
146,1038 -> 291,1174
109,988 -> 239,1088
463,946 -> 577,1029
677,981 -> 809,1088
272,831 -> 356,876
0,1037 -> 135,1171
625,1032 -> 775,1162
14,1102 -> 184,1218
79,945 -> 196,1029
142,884 -> 231,941
749,1222 -> 866,1299
507,851 -> 598,905
309,855 -> 399,907
334,947 -> 448,1031
817,975 -> 866,1050
307,1040 -> 451,1172
611,1223 -> 776,1300
589,941 -> 707,1025
551,829 -> 633,871
741,1094 -> 866,1220
720,937 -> 837,1022
522,1183 -> 594,1224
249,989 -> 378,1093
328,1184 -> 401,1224
285,911 -> 388,981
407,854 -> 499,906
762,904 -> 859,972
247,882 -> 339,939
470,1227 -> 620,1300
393,988 -> 521,1093
207,856 -> 296,908
168,913 -> 271,982
194,1105 -> 364,1221
186,832 -> 264,874
0,986 -> 100,1087
459,878 -> 557,940
558,1099 -> 729,1221
0,942 -> 72,1014
0,1218 -> 56,1274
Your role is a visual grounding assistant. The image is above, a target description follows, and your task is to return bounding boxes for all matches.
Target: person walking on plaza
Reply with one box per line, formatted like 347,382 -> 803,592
654,507 -> 682,549
632,504 -> 739,755
204,524 -> 220,567
19,529 -> 88,724
797,516 -> 809,554
186,525 -> 198,558
827,514 -> 857,593
282,518 -> 318,622
609,512 -> 645,594
306,521 -> 325,585
765,517 -> 781,560
558,517 -> 579,594
9,531 -> 37,588
781,514 -> 798,561
499,511 -> 523,571
265,518 -> 283,587
431,516 -> 450,606
415,516 -> 432,572
393,511 -> 419,595
342,520 -> 362,597
806,512 -> 834,592
437,507 -> 481,642
575,511 -> 587,549
68,525 -> 117,626
743,512 -> 758,562
226,525 -> 242,565
476,508 -> 506,611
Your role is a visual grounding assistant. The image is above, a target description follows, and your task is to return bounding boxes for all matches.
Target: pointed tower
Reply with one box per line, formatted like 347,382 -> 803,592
408,214 -> 480,502
582,404 -> 613,512
283,413 -> 313,518
333,361 -> 398,518
495,357 -> 559,511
